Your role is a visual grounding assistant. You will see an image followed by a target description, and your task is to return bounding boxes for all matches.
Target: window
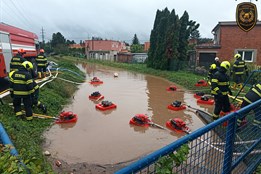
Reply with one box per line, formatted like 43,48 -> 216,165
237,50 -> 255,62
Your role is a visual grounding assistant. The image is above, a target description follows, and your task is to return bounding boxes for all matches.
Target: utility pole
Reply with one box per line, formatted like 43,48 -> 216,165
40,27 -> 45,48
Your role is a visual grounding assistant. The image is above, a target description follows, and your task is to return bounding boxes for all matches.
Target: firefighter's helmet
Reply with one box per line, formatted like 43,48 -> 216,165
220,61 -> 230,70
215,57 -> 219,61
234,53 -> 241,59
40,49 -> 45,53
210,64 -> 217,70
22,61 -> 33,70
18,48 -> 26,54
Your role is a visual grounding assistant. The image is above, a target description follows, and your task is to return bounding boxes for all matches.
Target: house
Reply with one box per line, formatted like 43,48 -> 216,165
69,44 -> 84,49
195,21 -> 261,68
144,42 -> 150,52
85,39 -> 126,61
132,53 -> 148,63
117,52 -> 148,63
117,52 -> 133,63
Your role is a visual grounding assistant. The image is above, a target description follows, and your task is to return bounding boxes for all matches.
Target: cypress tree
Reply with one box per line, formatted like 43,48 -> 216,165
132,34 -> 140,45
165,9 -> 180,70
148,10 -> 163,68
148,8 -> 199,71
154,8 -> 170,70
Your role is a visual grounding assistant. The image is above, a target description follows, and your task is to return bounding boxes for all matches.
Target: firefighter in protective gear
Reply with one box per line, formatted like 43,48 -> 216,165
238,83 -> 261,127
231,53 -> 249,89
9,61 -> 34,120
26,60 -> 48,114
211,61 -> 232,121
207,64 -> 218,85
214,57 -> 221,68
10,48 -> 27,72
36,49 -> 47,78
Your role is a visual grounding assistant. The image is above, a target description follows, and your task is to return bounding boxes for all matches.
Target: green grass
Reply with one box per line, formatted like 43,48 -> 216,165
0,56 -> 85,173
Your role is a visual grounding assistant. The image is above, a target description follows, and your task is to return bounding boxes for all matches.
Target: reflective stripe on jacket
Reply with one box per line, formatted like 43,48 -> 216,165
36,54 -> 47,67
243,83 -> 261,104
211,70 -> 231,95
232,59 -> 248,75
9,68 -> 34,98
10,55 -> 27,72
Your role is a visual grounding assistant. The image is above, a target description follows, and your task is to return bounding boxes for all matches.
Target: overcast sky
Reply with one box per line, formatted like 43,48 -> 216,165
1,0 -> 260,43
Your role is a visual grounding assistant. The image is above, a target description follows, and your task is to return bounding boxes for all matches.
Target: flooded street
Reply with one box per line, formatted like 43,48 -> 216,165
43,63 -> 213,165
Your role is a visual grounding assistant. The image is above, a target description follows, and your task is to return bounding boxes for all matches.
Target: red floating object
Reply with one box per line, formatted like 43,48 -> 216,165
89,77 -> 103,84
129,114 -> 151,127
89,81 -> 103,85
197,96 -> 214,105
166,118 -> 190,133
96,101 -> 117,111
166,85 -> 177,91
55,111 -> 78,124
195,80 -> 208,87
167,104 -> 186,111
193,92 -> 205,99
89,95 -> 104,100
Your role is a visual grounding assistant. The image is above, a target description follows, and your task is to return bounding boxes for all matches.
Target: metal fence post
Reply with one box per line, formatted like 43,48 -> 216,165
222,115 -> 237,174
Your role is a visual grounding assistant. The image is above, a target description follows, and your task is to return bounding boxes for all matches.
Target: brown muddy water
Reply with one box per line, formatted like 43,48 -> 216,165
43,63 -> 213,166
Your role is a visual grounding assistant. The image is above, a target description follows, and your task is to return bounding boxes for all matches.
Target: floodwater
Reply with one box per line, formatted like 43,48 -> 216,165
43,63 -> 213,165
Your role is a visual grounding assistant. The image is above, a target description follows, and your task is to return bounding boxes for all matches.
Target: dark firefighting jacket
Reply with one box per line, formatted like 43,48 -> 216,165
243,83 -> 261,104
211,68 -> 231,96
36,53 -> 47,67
9,68 -> 34,98
10,54 -> 27,72
208,68 -> 218,81
232,59 -> 248,75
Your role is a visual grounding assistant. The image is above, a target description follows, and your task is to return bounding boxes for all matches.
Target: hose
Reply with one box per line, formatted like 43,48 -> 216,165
0,123 -> 31,173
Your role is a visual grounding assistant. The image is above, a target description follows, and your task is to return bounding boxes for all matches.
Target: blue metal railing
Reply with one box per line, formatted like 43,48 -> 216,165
116,99 -> 261,174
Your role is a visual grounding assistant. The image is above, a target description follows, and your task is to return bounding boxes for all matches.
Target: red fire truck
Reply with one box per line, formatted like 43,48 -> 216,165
0,22 -> 39,78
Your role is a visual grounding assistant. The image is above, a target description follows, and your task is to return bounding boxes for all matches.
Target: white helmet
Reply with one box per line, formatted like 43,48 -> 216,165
215,57 -> 219,61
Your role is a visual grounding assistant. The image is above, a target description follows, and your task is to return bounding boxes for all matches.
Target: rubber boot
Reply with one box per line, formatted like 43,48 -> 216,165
38,72 -> 42,79
238,83 -> 244,91
15,111 -> 24,118
232,82 -> 237,89
26,116 -> 33,121
212,114 -> 219,121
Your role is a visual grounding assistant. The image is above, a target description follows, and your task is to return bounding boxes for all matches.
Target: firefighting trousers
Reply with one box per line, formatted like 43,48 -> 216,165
37,66 -> 47,73
235,74 -> 243,84
214,95 -> 230,116
13,97 -> 32,117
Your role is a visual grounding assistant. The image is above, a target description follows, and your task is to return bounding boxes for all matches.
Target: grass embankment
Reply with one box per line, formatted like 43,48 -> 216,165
0,57 -> 85,173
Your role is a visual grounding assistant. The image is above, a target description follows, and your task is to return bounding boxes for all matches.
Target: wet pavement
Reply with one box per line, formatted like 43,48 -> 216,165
43,63 -> 213,165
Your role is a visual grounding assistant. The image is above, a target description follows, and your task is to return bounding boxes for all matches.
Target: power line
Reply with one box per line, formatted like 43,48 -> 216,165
10,0 -> 31,26
1,0 -> 31,30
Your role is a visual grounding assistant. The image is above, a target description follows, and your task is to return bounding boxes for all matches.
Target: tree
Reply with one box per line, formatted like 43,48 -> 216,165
132,34 -> 140,45
177,11 -> 199,70
147,8 -> 199,71
164,9 -> 180,70
190,29 -> 200,40
50,32 -> 68,54
147,9 -> 163,68
51,32 -> 66,48
197,38 -> 213,44
130,44 -> 143,53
